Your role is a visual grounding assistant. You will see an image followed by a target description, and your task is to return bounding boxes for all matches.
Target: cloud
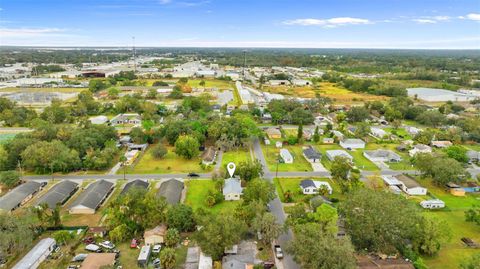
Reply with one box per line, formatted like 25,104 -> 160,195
283,17 -> 371,28
465,13 -> 480,21
412,19 -> 437,24
158,0 -> 172,4
432,15 -> 450,21
0,27 -> 66,37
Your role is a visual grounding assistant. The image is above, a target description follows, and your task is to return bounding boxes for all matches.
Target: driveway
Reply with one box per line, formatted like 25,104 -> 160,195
310,162 -> 328,172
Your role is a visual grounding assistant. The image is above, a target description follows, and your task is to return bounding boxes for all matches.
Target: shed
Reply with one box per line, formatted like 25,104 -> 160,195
12,238 -> 56,269
265,128 -> 282,139
69,180 -> 114,214
34,180 -> 78,209
0,181 -> 45,212
280,149 -> 293,164
340,139 -> 365,149
144,225 -> 167,245
157,179 -> 184,204
120,179 -> 149,196
80,253 -> 116,269
88,227 -> 108,238
420,199 -> 445,209
223,178 -> 243,201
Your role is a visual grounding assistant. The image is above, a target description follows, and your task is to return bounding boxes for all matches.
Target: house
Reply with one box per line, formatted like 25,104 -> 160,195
265,128 -> 282,139
157,179 -> 184,204
144,225 -> 167,245
120,179 -> 149,196
409,144 -> 432,157
222,241 -> 260,269
69,180 -> 114,214
446,182 -> 466,196
370,127 -> 388,139
466,150 -> 480,163
202,147 -> 217,165
332,130 -> 344,140
0,181 -> 45,212
80,253 -> 116,269
223,178 -> 243,201
323,137 -> 334,144
119,135 -> 132,145
406,126 -> 421,135
110,113 -> 142,126
303,146 -> 321,163
261,113 -> 272,123
275,141 -> 283,148
34,180 -> 78,209
12,238 -> 56,269
302,129 -> 313,140
126,143 -> 148,151
363,150 -> 402,163
89,115 -> 109,125
326,150 -> 353,162
185,247 -> 213,269
420,199 -> 445,209
431,140 -> 453,148
382,174 -> 427,195
269,80 -> 290,86
88,227 -> 108,238
340,139 -> 365,149
300,179 -> 332,195
280,149 -> 293,164
292,79 -> 311,86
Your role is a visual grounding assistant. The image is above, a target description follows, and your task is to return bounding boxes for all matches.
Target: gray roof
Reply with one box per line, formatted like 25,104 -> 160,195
69,180 -> 114,210
303,146 -> 321,160
326,150 -> 353,161
157,179 -> 184,204
12,238 -> 56,269
300,179 -> 315,189
0,181 -> 43,212
223,178 -> 243,195
120,179 -> 149,196
35,181 -> 78,209
364,150 -> 402,161
467,150 -> 480,160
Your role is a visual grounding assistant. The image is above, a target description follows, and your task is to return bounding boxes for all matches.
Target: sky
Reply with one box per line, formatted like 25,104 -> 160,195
0,0 -> 479,49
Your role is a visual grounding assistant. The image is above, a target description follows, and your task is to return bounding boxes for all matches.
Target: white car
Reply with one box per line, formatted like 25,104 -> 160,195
152,244 -> 162,253
99,241 -> 115,249
274,245 -> 283,259
85,244 -> 101,252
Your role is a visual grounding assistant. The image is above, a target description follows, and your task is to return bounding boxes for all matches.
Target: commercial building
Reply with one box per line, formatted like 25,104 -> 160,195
407,87 -> 476,102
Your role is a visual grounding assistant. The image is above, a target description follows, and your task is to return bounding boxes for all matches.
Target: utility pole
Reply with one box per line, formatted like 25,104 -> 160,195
17,160 -> 23,182
242,50 -> 247,81
132,36 -> 137,73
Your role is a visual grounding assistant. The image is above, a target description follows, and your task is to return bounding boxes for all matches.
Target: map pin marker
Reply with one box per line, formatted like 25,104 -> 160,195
227,162 -> 236,178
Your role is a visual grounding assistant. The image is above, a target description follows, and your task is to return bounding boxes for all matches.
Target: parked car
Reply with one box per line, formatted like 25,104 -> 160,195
83,237 -> 95,244
188,172 -> 200,177
152,244 -> 162,253
130,239 -> 138,248
71,253 -> 88,262
85,244 -> 102,253
274,245 -> 283,259
153,258 -> 161,268
99,241 -> 115,249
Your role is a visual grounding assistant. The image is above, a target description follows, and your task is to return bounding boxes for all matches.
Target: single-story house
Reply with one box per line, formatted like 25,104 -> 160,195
34,180 -> 78,209
223,178 -> 243,201
275,141 -> 283,148
303,146 -> 322,163
326,150 -> 353,162
0,181 -> 45,212
269,80 -> 290,86
126,143 -> 148,151
382,174 -> 427,195
420,199 -> 445,209
340,139 -> 366,149
292,79 -> 311,86
201,147 -> 217,165
69,180 -> 114,214
157,179 -> 184,204
300,179 -> 332,195
363,150 -> 402,163
261,113 -> 272,123
110,113 -> 142,126
265,128 -> 282,139
280,148 -> 294,164
119,135 -> 132,145
431,141 -> 453,148
332,130 -> 344,140
222,241 -> 259,269
89,115 -> 109,125
185,247 -> 213,269
323,137 -> 334,144
144,224 -> 167,245
12,238 -> 56,269
467,150 -> 480,163
120,179 -> 149,196
370,127 -> 388,139
80,253 -> 116,269
409,144 -> 432,157
88,227 -> 108,238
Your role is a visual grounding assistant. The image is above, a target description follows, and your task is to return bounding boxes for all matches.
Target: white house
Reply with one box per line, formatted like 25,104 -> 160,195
370,127 -> 388,139
382,175 -> 427,196
409,144 -> 432,157
326,150 -> 353,162
420,199 -> 445,209
303,146 -> 322,163
406,126 -> 421,135
300,180 -> 332,195
110,113 -> 142,126
89,115 -> 109,125
222,178 -> 243,201
292,79 -> 311,86
363,150 -> 402,163
340,139 -> 366,149
269,80 -> 290,86
280,149 -> 293,164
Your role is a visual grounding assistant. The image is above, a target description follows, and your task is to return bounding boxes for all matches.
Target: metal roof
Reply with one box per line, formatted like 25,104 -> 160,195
223,178 -> 243,195
12,238 -> 56,269
69,180 -> 114,210
35,181 -> 78,208
157,179 -> 184,204
0,181 -> 43,212
303,146 -> 321,159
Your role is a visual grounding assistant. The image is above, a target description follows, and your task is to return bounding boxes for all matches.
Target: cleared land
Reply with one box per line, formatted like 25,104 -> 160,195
184,180 -> 240,214
221,149 -> 252,167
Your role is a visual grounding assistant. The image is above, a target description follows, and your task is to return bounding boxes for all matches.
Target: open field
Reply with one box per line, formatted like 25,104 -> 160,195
221,149 -> 252,167
126,146 -> 209,174
184,180 -> 240,214
262,144 -> 313,172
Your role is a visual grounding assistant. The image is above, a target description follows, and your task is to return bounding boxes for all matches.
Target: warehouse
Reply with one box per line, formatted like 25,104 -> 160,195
35,180 -> 78,209
407,87 -> 476,102
69,180 -> 114,214
0,181 -> 45,212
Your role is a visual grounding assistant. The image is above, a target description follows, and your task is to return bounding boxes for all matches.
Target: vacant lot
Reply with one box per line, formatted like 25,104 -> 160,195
184,180 -> 240,214
221,149 -> 252,167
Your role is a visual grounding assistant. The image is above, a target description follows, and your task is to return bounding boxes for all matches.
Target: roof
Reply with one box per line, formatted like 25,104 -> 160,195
326,150 -> 353,160
300,179 -> 316,189
265,128 -> 281,136
35,180 -> 78,209
223,178 -> 243,195
341,138 -> 365,145
280,148 -> 293,159
395,174 -> 422,189
364,150 -> 401,160
303,146 -> 321,159
202,147 -> 216,162
69,180 -> 114,210
120,179 -> 149,196
0,181 -> 43,212
80,253 -> 116,269
157,179 -> 184,204
144,224 -> 167,238
12,238 -> 56,269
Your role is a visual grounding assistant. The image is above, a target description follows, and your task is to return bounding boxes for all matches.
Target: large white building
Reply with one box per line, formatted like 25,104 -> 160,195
407,87 -> 477,102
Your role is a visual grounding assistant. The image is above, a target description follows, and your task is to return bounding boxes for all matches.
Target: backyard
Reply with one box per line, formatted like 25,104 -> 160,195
184,180 -> 240,214
262,144 -> 313,172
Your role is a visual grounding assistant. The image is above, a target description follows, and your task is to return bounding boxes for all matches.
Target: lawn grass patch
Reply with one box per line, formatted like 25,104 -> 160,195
274,177 -> 337,203
261,144 -> 313,172
221,149 -> 252,167
184,180 -> 240,214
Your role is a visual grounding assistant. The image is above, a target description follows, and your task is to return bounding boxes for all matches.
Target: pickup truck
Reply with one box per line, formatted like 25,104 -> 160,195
274,245 -> 283,259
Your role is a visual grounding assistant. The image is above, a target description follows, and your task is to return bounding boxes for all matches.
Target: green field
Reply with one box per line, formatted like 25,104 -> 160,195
262,144 -> 313,172
0,133 -> 16,144
221,149 -> 252,167
184,180 -> 240,214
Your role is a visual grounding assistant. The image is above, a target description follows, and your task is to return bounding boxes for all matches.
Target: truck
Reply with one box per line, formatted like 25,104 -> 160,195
274,245 -> 283,259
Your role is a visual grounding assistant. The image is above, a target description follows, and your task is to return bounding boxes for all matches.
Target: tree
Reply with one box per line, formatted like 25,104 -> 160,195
415,154 -> 466,185
174,135 -> 200,159
444,145 -> 468,163
412,215 -> 451,256
166,204 -> 196,232
21,140 -> 81,173
346,107 -> 370,123
236,160 -> 264,181
88,79 -> 108,93
354,122 -> 371,139
465,205 -> 480,226
297,124 -> 303,141
253,212 -> 283,245
194,213 -> 247,260
287,223 -> 356,269
168,85 -> 183,99
0,212 -> 38,257
107,87 -> 120,99
0,170 -> 20,188
199,80 -> 206,87
150,144 -> 168,159
460,253 -> 480,269
160,248 -> 177,269
130,127 -> 147,144
34,203 -> 62,228
109,224 -> 129,243
310,204 -> 338,235
416,110 -> 446,127
53,230 -> 74,245
165,228 -> 180,247
146,88 -> 157,99
330,156 -> 351,181
313,126 -> 320,143
243,178 -> 276,205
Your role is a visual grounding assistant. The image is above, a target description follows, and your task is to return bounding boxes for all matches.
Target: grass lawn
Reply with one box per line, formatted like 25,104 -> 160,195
383,127 -> 413,140
349,149 -> 380,171
184,180 -> 240,214
187,79 -> 234,89
262,144 -> 313,172
126,146 -> 208,174
274,177 -> 339,203
221,149 -> 252,167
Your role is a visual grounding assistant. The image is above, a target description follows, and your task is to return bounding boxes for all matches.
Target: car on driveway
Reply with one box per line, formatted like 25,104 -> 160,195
99,241 -> 115,249
274,245 -> 283,259
152,244 -> 162,253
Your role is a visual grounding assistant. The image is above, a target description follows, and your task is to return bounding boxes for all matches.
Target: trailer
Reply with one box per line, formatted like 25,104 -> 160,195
137,245 -> 151,268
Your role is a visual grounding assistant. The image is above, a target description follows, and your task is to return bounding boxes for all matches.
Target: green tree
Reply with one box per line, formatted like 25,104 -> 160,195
412,215 -> 451,256
310,204 -> 338,235
146,88 -> 158,99
465,205 -> 480,226
0,170 -> 20,188
21,140 -> 81,173
53,230 -> 74,245
168,85 -> 184,99
346,106 -> 370,123
130,127 -> 147,144
297,124 -> 303,141
107,87 -> 120,99
160,248 -> 177,269
354,122 -> 371,139
199,80 -> 206,87
166,204 -> 196,232
415,154 -> 466,185
243,178 -> 275,205
88,79 -> 108,93
460,253 -> 480,269
33,203 -> 62,228
174,135 -> 200,159
165,228 -> 181,247
0,212 -> 38,257
151,144 -> 168,159
253,212 -> 283,245
330,156 -> 351,181
313,126 -> 320,143
416,110 -> 446,127
444,145 -> 468,163
236,160 -> 264,181
109,224 -> 129,243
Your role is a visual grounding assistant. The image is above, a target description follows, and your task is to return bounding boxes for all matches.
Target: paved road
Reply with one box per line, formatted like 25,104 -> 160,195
24,173 -> 213,181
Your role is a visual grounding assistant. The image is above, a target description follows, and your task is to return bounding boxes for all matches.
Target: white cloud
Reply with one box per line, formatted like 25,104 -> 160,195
0,27 -> 65,37
412,19 -> 437,24
465,13 -> 480,21
432,15 -> 450,21
158,0 -> 172,4
283,17 -> 371,28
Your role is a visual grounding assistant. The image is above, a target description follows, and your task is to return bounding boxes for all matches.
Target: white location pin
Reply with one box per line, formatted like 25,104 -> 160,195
227,162 -> 236,178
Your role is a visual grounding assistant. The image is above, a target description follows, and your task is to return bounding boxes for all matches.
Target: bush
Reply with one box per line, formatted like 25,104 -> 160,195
151,144 -> 168,159
0,170 -> 20,188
